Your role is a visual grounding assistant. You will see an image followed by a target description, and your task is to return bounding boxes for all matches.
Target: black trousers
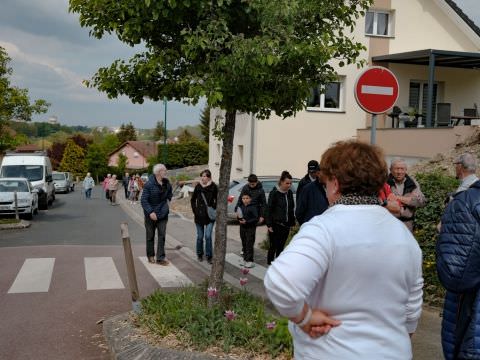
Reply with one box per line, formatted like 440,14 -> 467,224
267,223 -> 290,265
145,216 -> 168,261
240,225 -> 256,262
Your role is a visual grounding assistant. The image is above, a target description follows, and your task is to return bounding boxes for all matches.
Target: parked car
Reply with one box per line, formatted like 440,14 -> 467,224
64,172 -> 75,191
227,176 -> 300,219
52,171 -> 71,193
0,151 -> 55,210
0,178 -> 38,220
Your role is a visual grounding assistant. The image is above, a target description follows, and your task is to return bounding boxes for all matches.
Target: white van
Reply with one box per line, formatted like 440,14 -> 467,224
0,151 -> 55,210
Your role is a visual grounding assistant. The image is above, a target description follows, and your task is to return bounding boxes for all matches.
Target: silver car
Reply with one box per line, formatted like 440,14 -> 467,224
227,176 -> 300,219
0,178 -> 38,220
52,171 -> 71,193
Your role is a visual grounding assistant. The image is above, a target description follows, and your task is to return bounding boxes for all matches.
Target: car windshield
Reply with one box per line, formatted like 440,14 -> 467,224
1,165 -> 43,181
52,173 -> 66,180
0,180 -> 29,193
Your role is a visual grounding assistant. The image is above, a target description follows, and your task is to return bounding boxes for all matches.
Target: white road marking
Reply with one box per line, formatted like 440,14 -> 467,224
139,257 -> 193,287
225,253 -> 267,280
361,85 -> 394,96
8,258 -> 55,294
84,257 -> 124,290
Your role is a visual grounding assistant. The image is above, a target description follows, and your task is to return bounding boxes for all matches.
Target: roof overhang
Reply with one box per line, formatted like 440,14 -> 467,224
372,49 -> 480,69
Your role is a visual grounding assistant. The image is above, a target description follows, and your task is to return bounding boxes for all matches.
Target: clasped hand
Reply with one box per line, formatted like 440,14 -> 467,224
300,309 -> 341,338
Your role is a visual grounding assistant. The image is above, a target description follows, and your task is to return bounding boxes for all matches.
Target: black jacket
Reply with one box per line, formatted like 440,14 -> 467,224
235,182 -> 267,218
141,175 -> 172,220
295,179 -> 328,225
238,202 -> 259,228
191,182 -> 218,225
265,187 -> 295,228
296,173 -> 314,202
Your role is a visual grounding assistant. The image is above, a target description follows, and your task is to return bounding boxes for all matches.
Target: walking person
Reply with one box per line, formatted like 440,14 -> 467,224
237,193 -> 259,268
190,169 -> 218,264
82,172 -> 95,199
108,174 -> 119,205
265,171 -> 295,265
122,172 -> 130,199
264,141 -> 423,359
102,174 -> 111,200
128,176 -> 136,204
141,164 -> 172,265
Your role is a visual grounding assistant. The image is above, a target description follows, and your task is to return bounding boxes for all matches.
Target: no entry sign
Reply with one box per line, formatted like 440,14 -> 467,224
354,67 -> 399,114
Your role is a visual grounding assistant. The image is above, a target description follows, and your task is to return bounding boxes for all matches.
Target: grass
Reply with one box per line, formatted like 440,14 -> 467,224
135,283 -> 292,358
0,218 -> 21,225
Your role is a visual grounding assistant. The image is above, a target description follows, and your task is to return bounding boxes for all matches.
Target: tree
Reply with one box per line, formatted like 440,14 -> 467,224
199,105 -> 210,144
70,0 -> 371,294
0,46 -> 50,153
85,143 -> 108,183
153,120 -> 166,141
59,139 -> 87,177
117,153 -> 128,175
116,122 -> 137,144
48,142 -> 67,170
177,129 -> 195,143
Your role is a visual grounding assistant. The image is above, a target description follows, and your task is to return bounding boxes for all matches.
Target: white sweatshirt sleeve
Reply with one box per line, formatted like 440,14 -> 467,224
264,222 -> 333,318
405,247 -> 424,333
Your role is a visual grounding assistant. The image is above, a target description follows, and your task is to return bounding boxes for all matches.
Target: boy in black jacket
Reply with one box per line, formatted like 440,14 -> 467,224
237,193 -> 259,268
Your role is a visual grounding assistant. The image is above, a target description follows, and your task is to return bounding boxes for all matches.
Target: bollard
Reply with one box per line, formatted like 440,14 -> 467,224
120,222 -> 141,313
14,191 -> 19,220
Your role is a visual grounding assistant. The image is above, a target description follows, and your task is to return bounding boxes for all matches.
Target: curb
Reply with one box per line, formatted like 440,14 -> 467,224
0,219 -> 31,230
104,313 -> 230,360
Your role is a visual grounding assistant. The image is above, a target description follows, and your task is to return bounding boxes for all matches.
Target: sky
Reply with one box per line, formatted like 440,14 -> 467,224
0,0 -> 205,129
454,0 -> 480,24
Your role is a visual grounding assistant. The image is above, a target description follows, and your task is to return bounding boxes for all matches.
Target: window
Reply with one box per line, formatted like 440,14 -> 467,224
307,79 -> 344,111
365,10 -> 392,37
409,81 -> 438,119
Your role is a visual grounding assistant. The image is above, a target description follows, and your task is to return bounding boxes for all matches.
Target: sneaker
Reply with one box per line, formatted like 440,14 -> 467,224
197,255 -> 204,262
148,256 -> 156,264
240,250 -> 244,256
244,262 -> 255,268
156,259 -> 169,266
238,259 -> 245,266
206,257 -> 212,265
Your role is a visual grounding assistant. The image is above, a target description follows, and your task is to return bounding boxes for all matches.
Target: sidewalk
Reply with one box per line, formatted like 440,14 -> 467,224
115,194 -> 443,360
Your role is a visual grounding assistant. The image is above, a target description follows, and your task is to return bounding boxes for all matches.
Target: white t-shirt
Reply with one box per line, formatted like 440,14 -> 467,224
264,204 -> 423,360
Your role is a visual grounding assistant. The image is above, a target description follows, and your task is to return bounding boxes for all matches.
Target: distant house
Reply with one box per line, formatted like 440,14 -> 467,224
15,144 -> 42,153
108,141 -> 158,170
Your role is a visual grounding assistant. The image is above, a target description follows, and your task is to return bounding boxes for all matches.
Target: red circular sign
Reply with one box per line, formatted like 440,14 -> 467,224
354,67 -> 399,114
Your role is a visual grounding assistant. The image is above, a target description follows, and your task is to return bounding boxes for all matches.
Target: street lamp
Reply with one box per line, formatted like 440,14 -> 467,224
162,98 -> 168,164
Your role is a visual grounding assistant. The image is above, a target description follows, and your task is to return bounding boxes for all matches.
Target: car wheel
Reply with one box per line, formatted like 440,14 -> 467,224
39,195 -> 48,210
34,206 -> 38,215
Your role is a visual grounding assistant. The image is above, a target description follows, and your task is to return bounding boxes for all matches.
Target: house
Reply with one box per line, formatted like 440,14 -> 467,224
108,141 -> 158,170
209,0 -> 480,181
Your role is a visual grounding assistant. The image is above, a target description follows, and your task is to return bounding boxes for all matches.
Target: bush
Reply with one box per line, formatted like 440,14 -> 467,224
136,283 -> 292,358
157,140 -> 208,168
414,171 -> 459,306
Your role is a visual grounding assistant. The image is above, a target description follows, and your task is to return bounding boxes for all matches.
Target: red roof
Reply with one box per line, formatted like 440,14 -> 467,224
15,144 -> 42,152
109,141 -> 158,158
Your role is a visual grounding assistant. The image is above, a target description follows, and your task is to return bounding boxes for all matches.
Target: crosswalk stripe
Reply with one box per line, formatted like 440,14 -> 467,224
84,257 -> 125,290
139,257 -> 193,287
8,258 -> 55,294
225,253 -> 267,280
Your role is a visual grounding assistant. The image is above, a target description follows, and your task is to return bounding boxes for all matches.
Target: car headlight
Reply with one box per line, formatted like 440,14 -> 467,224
17,199 -> 30,205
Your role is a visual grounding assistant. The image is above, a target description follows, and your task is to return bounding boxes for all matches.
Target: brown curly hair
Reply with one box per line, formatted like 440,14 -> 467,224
320,140 -> 387,196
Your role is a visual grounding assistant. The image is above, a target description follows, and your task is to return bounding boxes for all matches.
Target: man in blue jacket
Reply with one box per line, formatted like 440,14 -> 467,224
141,164 -> 172,265
437,180 -> 480,359
295,176 -> 328,225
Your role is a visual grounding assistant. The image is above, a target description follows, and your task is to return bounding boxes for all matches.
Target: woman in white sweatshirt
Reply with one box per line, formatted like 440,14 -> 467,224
264,140 -> 423,360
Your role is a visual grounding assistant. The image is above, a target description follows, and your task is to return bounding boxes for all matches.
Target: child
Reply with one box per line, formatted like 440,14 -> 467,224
237,193 -> 259,268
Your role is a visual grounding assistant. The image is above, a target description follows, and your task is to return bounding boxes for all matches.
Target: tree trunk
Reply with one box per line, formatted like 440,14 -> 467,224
208,110 -> 236,300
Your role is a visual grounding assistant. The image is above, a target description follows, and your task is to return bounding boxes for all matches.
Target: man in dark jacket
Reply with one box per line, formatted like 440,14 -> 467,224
122,172 -> 130,199
296,160 -> 320,202
235,174 -> 267,224
140,164 -> 172,265
295,178 -> 328,225
437,180 -> 480,359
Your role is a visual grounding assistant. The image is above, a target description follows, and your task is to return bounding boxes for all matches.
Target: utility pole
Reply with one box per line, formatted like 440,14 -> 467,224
162,98 -> 168,164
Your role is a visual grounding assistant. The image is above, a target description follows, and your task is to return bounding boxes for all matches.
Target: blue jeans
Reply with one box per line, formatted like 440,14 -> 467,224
195,222 -> 214,258
85,188 -> 92,199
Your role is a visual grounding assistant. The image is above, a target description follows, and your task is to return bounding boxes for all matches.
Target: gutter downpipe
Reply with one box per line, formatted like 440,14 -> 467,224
249,113 -> 255,175
426,51 -> 436,128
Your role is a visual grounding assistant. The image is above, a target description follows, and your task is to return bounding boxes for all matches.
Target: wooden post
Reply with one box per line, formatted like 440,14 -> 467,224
121,222 -> 141,313
14,191 -> 19,220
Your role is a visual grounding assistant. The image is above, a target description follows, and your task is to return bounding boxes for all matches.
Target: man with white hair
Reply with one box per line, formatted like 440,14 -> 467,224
454,153 -> 478,193
140,164 -> 172,265
387,158 -> 426,232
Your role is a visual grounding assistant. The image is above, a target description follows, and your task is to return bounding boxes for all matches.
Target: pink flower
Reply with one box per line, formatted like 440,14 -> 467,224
224,310 -> 237,321
240,268 -> 250,275
239,277 -> 248,286
266,321 -> 276,330
207,287 -> 218,297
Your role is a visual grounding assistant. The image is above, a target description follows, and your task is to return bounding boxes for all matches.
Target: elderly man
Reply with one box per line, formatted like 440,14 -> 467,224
387,159 -> 426,232
454,153 -> 478,193
141,164 -> 172,265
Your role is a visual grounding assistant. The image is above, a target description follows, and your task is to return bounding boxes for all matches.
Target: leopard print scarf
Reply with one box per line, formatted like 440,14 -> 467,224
332,193 -> 381,206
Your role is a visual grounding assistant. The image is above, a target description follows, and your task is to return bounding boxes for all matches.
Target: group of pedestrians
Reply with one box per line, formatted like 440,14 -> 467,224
122,172 -> 144,204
